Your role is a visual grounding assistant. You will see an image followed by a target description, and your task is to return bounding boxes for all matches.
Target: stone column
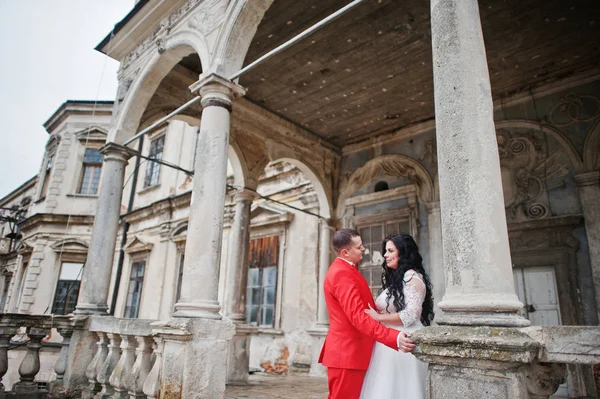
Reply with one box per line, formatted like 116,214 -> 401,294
157,74 -> 241,398
75,143 -> 134,315
317,219 -> 333,327
225,189 -> 256,322
426,202 -> 445,318
411,3 -> 545,399
225,189 -> 256,384
431,0 -> 526,327
174,74 -> 246,319
307,219 -> 333,377
575,171 -> 600,322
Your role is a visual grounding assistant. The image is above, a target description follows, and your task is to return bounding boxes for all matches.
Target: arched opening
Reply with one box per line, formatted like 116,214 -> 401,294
111,42 -> 207,145
373,181 -> 389,193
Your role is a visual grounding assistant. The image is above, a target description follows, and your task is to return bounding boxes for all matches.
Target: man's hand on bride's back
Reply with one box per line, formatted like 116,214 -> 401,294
364,303 -> 382,321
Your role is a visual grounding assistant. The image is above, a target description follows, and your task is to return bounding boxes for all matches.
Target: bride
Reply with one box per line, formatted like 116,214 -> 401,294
360,233 -> 435,399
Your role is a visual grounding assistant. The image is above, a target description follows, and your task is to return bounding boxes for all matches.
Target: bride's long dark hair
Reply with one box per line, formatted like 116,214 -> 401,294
381,232 -> 435,326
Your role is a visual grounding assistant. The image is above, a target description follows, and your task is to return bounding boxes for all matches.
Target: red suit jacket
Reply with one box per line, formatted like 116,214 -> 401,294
319,258 -> 400,370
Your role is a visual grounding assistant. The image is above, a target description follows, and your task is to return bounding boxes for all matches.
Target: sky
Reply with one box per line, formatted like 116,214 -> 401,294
0,1 -> 134,198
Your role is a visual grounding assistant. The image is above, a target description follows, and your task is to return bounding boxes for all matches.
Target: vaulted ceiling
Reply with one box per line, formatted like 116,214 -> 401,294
145,0 -> 600,148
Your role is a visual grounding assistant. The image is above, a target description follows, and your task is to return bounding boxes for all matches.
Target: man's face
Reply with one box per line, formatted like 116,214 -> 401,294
342,235 -> 365,264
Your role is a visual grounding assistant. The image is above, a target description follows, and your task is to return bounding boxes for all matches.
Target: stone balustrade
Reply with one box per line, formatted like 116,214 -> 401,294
0,313 -> 78,398
84,316 -> 157,399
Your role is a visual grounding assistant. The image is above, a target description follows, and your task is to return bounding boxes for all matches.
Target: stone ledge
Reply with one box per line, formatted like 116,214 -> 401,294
412,326 -> 540,365
520,326 -> 600,365
88,315 -> 155,336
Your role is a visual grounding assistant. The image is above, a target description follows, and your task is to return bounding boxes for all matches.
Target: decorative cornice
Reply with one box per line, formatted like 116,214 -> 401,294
124,236 -> 154,254
19,213 -> 95,232
123,192 -> 192,224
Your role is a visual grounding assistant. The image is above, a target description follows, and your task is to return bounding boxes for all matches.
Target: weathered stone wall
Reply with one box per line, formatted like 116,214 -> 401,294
338,77 -> 600,327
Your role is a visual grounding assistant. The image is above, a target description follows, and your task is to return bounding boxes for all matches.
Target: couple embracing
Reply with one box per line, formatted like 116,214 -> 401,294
318,228 -> 435,399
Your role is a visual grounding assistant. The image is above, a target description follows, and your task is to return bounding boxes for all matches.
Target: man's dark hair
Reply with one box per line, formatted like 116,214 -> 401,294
332,228 -> 360,253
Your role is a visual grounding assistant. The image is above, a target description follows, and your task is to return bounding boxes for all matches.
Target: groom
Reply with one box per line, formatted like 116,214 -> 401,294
319,228 -> 415,399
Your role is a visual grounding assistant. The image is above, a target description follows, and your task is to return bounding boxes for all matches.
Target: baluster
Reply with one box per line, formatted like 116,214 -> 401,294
128,336 -> 154,399
142,337 -> 163,399
110,334 -> 136,399
0,326 -> 18,392
82,332 -> 108,399
14,327 -> 48,394
52,326 -> 74,388
96,333 -> 122,398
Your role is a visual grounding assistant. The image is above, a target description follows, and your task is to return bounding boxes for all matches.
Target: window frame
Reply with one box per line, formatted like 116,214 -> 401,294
245,235 -> 280,328
77,148 -> 104,195
124,258 -> 146,319
144,134 -> 165,188
344,185 -> 420,297
39,153 -> 55,200
51,262 -> 84,315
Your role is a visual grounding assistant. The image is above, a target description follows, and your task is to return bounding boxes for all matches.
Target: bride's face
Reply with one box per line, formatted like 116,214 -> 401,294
384,240 -> 399,269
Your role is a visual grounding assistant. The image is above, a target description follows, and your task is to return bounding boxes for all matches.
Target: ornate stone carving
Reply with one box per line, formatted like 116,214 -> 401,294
549,93 -> 600,127
188,0 -> 227,35
338,154 -> 435,213
507,216 -> 582,252
524,362 -> 566,399
497,129 -> 569,222
420,139 -> 437,168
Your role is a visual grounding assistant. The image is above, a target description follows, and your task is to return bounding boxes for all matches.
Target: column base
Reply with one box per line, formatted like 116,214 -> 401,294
152,317 -> 235,398
73,303 -> 109,315
438,292 -> 529,327
173,300 -> 222,319
227,324 -> 255,384
437,311 -> 531,327
307,326 -> 328,377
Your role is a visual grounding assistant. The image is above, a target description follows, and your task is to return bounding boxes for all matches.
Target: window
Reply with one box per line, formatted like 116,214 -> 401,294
246,236 -> 279,327
40,154 -> 54,198
125,260 -> 145,318
358,220 -> 410,297
52,262 -> 83,315
144,136 -> 164,188
16,261 -> 29,310
176,253 -> 184,302
78,148 -> 103,195
0,276 -> 11,312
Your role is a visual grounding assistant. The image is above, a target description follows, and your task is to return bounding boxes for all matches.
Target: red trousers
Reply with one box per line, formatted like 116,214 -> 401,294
327,367 -> 367,399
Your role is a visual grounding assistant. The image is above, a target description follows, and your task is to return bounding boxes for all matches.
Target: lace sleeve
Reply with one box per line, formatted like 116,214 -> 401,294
398,271 -> 426,327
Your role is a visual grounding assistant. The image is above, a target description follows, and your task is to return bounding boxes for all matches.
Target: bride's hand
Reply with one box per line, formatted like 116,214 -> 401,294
364,303 -> 381,321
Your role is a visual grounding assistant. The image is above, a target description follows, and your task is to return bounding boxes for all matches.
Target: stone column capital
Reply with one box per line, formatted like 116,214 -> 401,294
424,201 -> 441,213
189,74 -> 246,112
320,218 -> 335,231
99,142 -> 136,162
232,189 -> 258,203
574,171 -> 600,187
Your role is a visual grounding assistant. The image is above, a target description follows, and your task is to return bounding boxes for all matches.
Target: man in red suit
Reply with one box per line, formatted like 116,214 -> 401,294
319,228 -> 415,399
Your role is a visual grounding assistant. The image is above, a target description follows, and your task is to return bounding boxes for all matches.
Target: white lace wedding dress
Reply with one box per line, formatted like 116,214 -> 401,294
360,270 -> 428,399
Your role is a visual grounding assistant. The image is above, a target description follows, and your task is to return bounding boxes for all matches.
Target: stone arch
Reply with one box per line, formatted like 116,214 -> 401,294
228,141 -> 250,190
214,0 -> 275,78
169,220 -> 189,239
495,120 -> 584,173
264,138 -> 333,219
336,154 -> 435,220
583,118 -> 600,171
111,33 -> 210,144
275,157 -> 332,220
